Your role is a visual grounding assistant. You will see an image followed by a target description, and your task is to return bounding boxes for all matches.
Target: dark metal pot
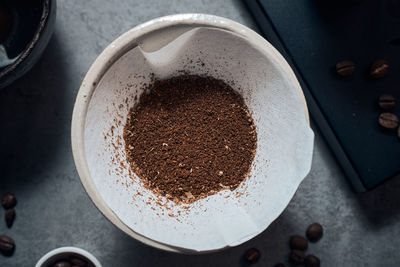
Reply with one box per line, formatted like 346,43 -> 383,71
0,0 -> 56,89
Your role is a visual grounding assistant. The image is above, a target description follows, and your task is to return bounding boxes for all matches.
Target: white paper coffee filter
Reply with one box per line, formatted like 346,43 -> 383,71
84,27 -> 314,252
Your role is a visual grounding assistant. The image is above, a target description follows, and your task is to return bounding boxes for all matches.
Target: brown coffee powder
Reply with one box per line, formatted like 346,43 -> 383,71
123,75 -> 257,204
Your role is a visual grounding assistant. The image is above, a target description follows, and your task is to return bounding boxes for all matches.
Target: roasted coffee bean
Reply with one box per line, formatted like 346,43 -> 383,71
378,94 -> 396,110
53,261 -> 72,267
5,208 -> 15,228
1,193 -> 16,209
289,249 -> 305,265
289,235 -> 308,250
379,113 -> 399,130
398,127 -> 400,139
244,247 -> 260,264
274,263 -> 287,267
70,257 -> 87,267
305,255 -> 321,267
306,223 -> 323,242
370,59 -> 389,78
336,60 -> 355,76
0,235 -> 15,256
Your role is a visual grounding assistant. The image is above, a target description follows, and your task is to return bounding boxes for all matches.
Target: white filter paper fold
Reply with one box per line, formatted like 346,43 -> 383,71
84,27 -> 314,251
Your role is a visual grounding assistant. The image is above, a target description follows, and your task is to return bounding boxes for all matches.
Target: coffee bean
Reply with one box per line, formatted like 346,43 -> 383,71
0,235 -> 15,256
1,193 -> 16,209
244,247 -> 260,264
378,94 -> 396,110
274,263 -> 287,267
53,261 -> 72,267
5,208 -> 15,228
289,235 -> 308,250
70,257 -> 87,267
370,59 -> 389,78
306,223 -> 323,242
398,127 -> 400,139
379,113 -> 399,130
305,255 -> 321,267
336,60 -> 355,76
289,249 -> 305,265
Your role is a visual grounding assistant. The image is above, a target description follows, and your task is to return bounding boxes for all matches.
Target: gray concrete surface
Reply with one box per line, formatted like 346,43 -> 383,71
1,0 -> 400,266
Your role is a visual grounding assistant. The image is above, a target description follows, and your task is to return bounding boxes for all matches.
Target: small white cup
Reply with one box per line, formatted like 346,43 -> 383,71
35,247 -> 102,267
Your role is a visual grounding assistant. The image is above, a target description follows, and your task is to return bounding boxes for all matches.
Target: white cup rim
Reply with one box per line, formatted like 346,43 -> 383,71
35,246 -> 102,267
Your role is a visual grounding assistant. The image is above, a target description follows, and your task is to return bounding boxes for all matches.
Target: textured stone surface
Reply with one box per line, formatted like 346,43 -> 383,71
1,0 -> 400,266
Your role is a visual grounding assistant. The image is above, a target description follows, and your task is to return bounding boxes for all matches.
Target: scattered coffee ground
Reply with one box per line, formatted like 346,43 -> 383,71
306,223 -> 324,242
0,235 -> 15,256
305,254 -> 321,267
289,235 -> 308,250
290,249 -> 305,265
378,94 -> 396,110
370,59 -> 389,78
124,75 -> 257,204
1,193 -> 17,209
336,60 -> 355,76
5,208 -> 15,228
244,247 -> 261,264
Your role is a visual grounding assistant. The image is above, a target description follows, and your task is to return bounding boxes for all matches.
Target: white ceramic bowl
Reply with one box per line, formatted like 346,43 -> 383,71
71,14 -> 313,253
35,247 -> 102,267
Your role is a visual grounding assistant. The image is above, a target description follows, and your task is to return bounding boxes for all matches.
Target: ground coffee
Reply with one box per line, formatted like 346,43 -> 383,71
123,75 -> 257,204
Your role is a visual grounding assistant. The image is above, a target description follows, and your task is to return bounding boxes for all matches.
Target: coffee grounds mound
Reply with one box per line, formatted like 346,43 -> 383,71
123,75 -> 257,204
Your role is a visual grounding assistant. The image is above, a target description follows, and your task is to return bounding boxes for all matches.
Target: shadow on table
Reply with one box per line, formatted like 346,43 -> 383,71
312,121 -> 400,228
107,210 -> 294,267
355,173 -> 400,228
0,31 -> 70,189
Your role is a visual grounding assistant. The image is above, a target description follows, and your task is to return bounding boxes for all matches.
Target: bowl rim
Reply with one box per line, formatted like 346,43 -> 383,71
0,0 -> 53,80
71,13 -> 310,253
35,246 -> 102,267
